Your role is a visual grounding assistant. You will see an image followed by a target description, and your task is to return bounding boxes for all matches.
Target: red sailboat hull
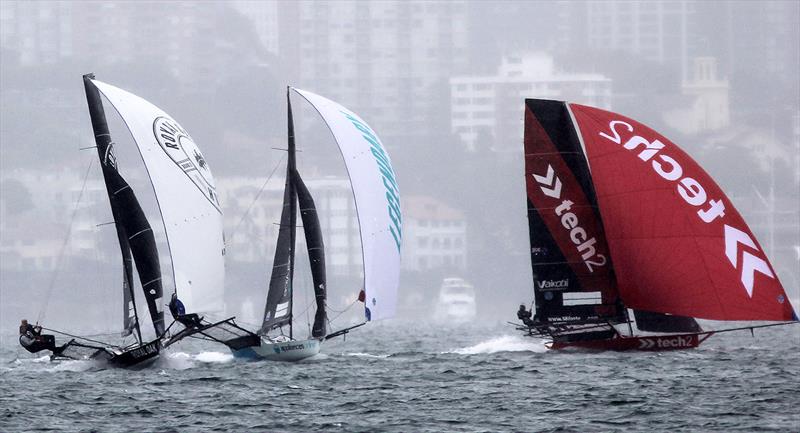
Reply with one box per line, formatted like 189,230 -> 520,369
548,332 -> 715,351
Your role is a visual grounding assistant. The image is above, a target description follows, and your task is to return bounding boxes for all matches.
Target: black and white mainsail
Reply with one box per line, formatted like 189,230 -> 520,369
260,154 -> 297,334
294,170 -> 327,339
89,78 -> 226,320
259,89 -> 328,339
84,75 -> 164,338
27,74 -> 244,367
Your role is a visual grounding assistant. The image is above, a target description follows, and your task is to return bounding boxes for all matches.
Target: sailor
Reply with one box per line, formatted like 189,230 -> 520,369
19,319 -> 35,338
169,293 -> 202,327
517,304 -> 534,327
168,292 -> 186,318
18,319 -> 58,353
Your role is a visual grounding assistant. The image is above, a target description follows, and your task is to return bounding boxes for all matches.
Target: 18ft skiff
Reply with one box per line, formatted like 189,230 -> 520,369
518,99 -> 797,351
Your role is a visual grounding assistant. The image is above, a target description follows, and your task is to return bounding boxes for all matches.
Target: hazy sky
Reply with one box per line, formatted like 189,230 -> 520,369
1,1 -> 798,336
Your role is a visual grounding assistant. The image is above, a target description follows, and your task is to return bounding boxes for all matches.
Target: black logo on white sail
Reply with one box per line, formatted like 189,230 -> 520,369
153,116 -> 220,212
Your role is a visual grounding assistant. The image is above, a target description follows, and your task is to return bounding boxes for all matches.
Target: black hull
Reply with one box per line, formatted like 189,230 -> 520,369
91,339 -> 161,368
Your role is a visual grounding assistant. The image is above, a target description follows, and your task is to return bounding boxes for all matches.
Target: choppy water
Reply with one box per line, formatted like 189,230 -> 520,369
1,322 -> 798,432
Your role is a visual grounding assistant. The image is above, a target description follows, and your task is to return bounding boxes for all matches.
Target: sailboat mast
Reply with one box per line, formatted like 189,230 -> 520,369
82,73 -> 143,344
287,87 -> 298,340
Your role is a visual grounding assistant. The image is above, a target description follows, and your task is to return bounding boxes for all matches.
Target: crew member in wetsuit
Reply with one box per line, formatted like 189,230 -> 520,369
168,293 -> 202,327
517,304 -> 534,327
18,319 -> 58,353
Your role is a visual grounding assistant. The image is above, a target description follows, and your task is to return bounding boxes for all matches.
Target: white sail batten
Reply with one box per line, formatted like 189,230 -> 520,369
293,88 -> 401,321
91,79 -> 225,315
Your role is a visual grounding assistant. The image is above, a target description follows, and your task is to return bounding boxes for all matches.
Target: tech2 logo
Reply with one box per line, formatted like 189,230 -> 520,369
532,164 -> 607,273
598,120 -> 775,298
153,116 -> 221,212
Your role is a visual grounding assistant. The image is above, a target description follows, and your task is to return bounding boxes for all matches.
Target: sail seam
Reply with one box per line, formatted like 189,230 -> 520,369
113,185 -> 131,195
142,277 -> 162,287
128,228 -> 152,240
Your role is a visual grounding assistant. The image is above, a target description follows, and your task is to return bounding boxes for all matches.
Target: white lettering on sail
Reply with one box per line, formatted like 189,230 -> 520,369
538,279 -> 569,290
532,164 -> 606,273
723,225 -> 774,297
598,121 -> 776,297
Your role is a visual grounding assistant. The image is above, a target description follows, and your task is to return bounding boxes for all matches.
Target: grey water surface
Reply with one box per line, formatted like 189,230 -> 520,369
1,322 -> 798,432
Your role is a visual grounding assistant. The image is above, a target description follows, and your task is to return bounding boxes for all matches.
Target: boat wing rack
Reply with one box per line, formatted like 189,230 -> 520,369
162,317 -> 260,350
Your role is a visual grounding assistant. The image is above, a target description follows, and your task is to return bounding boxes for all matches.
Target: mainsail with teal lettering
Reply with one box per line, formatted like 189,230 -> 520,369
292,88 -> 401,321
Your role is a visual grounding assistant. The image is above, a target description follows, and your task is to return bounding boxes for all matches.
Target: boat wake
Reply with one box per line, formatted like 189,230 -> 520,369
159,351 -> 234,369
14,354 -> 52,364
8,355 -> 97,372
342,352 -> 390,359
48,359 -> 97,372
450,335 -> 548,355
194,351 -> 234,363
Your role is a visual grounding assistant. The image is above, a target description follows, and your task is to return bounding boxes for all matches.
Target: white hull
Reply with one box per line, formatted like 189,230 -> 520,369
231,338 -> 320,362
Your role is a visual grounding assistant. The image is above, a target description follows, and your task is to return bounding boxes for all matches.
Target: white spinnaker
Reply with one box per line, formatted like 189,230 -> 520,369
92,79 -> 225,315
293,88 -> 402,321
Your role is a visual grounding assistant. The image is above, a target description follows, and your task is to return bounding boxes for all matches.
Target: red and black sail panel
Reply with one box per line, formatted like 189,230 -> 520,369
569,103 -> 797,322
524,99 -> 624,324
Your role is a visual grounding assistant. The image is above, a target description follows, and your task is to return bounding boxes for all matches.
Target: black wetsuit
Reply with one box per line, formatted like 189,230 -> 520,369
517,308 -> 534,327
169,297 -> 202,327
19,324 -> 58,353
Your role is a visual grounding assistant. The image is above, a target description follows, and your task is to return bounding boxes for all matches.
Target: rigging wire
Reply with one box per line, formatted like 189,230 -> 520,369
40,326 -> 120,349
37,156 -> 95,324
328,297 -> 359,325
228,153 -> 286,245
89,165 -> 116,335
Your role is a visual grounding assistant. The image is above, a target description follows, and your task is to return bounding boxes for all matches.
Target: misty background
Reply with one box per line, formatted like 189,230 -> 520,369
1,1 -> 798,337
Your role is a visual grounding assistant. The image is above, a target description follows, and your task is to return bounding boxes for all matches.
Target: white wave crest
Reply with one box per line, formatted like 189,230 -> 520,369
48,360 -> 96,372
13,355 -> 52,364
451,335 -> 548,355
11,355 -> 96,372
158,352 -> 194,370
343,352 -> 390,359
158,351 -> 233,369
194,351 -> 233,363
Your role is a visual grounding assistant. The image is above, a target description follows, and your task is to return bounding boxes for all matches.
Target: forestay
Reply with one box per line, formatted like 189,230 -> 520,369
293,88 -> 401,321
91,80 -> 225,315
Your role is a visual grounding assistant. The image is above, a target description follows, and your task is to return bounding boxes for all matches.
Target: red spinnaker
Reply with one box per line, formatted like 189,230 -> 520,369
569,104 -> 796,321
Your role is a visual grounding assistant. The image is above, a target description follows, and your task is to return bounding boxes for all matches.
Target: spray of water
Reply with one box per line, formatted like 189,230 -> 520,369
451,335 -> 548,354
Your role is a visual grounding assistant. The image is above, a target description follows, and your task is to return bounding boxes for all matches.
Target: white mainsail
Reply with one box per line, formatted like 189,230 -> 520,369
293,88 -> 401,321
91,79 -> 225,315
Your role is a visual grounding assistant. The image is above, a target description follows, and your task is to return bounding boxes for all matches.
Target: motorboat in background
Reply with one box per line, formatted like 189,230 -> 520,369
434,277 -> 477,323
